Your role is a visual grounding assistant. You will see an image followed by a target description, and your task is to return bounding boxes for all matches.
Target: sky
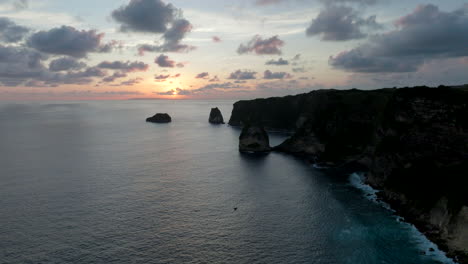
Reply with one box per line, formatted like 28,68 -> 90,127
0,0 -> 466,100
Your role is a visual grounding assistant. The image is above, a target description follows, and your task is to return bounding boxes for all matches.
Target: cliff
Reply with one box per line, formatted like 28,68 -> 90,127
229,85 -> 468,263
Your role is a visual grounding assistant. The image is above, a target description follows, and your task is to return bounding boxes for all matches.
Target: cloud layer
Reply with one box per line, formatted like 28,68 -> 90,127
306,5 -> 380,41
330,4 -> 468,72
237,35 -> 284,55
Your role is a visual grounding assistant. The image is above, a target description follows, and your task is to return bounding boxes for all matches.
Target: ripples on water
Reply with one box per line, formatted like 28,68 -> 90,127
0,101 -> 456,263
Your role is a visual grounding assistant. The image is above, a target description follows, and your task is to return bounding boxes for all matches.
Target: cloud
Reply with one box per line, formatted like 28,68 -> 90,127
49,57 -> 86,72
157,89 -> 176,95
319,0 -> 378,5
212,36 -> 221,42
97,61 -> 149,72
0,0 -> 29,11
228,70 -> 257,80
102,72 -> 127,83
237,35 -> 284,55
264,70 -> 292,79
155,54 -> 176,68
266,58 -> 289,65
27,26 -> 108,58
111,0 -> 178,33
0,44 -> 110,86
158,19 -> 195,52
112,0 -> 194,53
255,0 -> 284,6
195,72 -> 209,79
306,5 -> 381,41
329,4 -> 468,73
292,67 -> 307,73
0,17 -> 29,43
157,82 -> 246,96
0,45 -> 46,86
154,74 -> 170,81
12,0 -> 27,10
209,76 -> 220,82
98,40 -> 123,53
138,19 -> 195,53
119,77 -> 143,86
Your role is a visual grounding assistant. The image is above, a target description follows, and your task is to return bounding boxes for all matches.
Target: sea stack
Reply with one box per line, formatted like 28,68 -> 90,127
146,113 -> 172,123
239,125 -> 271,153
209,107 -> 225,124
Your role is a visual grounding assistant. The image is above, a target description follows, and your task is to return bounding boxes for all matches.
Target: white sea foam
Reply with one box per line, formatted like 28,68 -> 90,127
348,173 -> 458,264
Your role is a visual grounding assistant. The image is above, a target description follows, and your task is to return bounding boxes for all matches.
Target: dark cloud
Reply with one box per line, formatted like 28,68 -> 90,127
228,70 -> 257,80
137,44 -> 159,55
0,45 -> 46,86
306,5 -> 381,41
155,54 -> 176,68
98,40 -> 123,53
111,0 -> 178,33
102,72 -> 127,83
209,75 -> 220,82
0,17 -> 29,43
51,67 -> 107,85
330,4 -> 468,73
264,70 -> 292,79
0,45 -> 109,86
97,60 -> 149,72
157,89 -> 177,95
155,74 -> 170,81
27,26 -> 107,58
112,0 -> 194,53
266,58 -> 289,65
158,19 -> 195,52
237,35 -> 284,55
195,72 -> 209,79
212,36 -> 221,42
119,77 -> 143,86
49,57 -> 86,72
138,19 -> 195,53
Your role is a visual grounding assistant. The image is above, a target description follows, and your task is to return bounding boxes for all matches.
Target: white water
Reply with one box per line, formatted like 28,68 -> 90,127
349,173 -> 458,264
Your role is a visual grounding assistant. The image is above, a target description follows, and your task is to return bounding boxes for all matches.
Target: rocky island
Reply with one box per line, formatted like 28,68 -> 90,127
229,85 -> 468,263
209,107 -> 225,124
239,125 -> 271,153
146,113 -> 172,123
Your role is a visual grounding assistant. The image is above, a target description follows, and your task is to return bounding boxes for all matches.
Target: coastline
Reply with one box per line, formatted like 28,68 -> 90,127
228,86 -> 468,263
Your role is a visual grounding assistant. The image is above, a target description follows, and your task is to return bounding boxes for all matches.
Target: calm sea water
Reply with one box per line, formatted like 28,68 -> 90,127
0,100 -> 456,264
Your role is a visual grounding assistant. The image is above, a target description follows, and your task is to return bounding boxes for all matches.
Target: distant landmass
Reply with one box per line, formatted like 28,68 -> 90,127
229,85 -> 468,263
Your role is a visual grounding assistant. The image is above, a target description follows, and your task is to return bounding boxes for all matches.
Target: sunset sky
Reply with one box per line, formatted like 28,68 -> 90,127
0,0 -> 466,100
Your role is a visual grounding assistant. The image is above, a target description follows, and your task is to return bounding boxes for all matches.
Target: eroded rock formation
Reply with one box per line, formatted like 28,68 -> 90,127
209,107 -> 225,124
146,113 -> 172,123
239,125 -> 271,153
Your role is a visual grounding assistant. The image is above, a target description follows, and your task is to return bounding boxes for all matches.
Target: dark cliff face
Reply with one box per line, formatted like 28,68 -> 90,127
229,86 -> 468,262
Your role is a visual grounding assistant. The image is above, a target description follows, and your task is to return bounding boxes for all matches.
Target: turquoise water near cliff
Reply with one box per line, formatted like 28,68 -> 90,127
0,100 -> 456,264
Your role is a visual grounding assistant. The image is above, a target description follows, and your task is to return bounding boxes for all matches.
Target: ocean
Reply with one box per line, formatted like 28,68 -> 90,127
0,100 -> 457,264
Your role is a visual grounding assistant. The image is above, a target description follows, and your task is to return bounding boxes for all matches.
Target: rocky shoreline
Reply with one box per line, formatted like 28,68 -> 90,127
229,85 -> 468,263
